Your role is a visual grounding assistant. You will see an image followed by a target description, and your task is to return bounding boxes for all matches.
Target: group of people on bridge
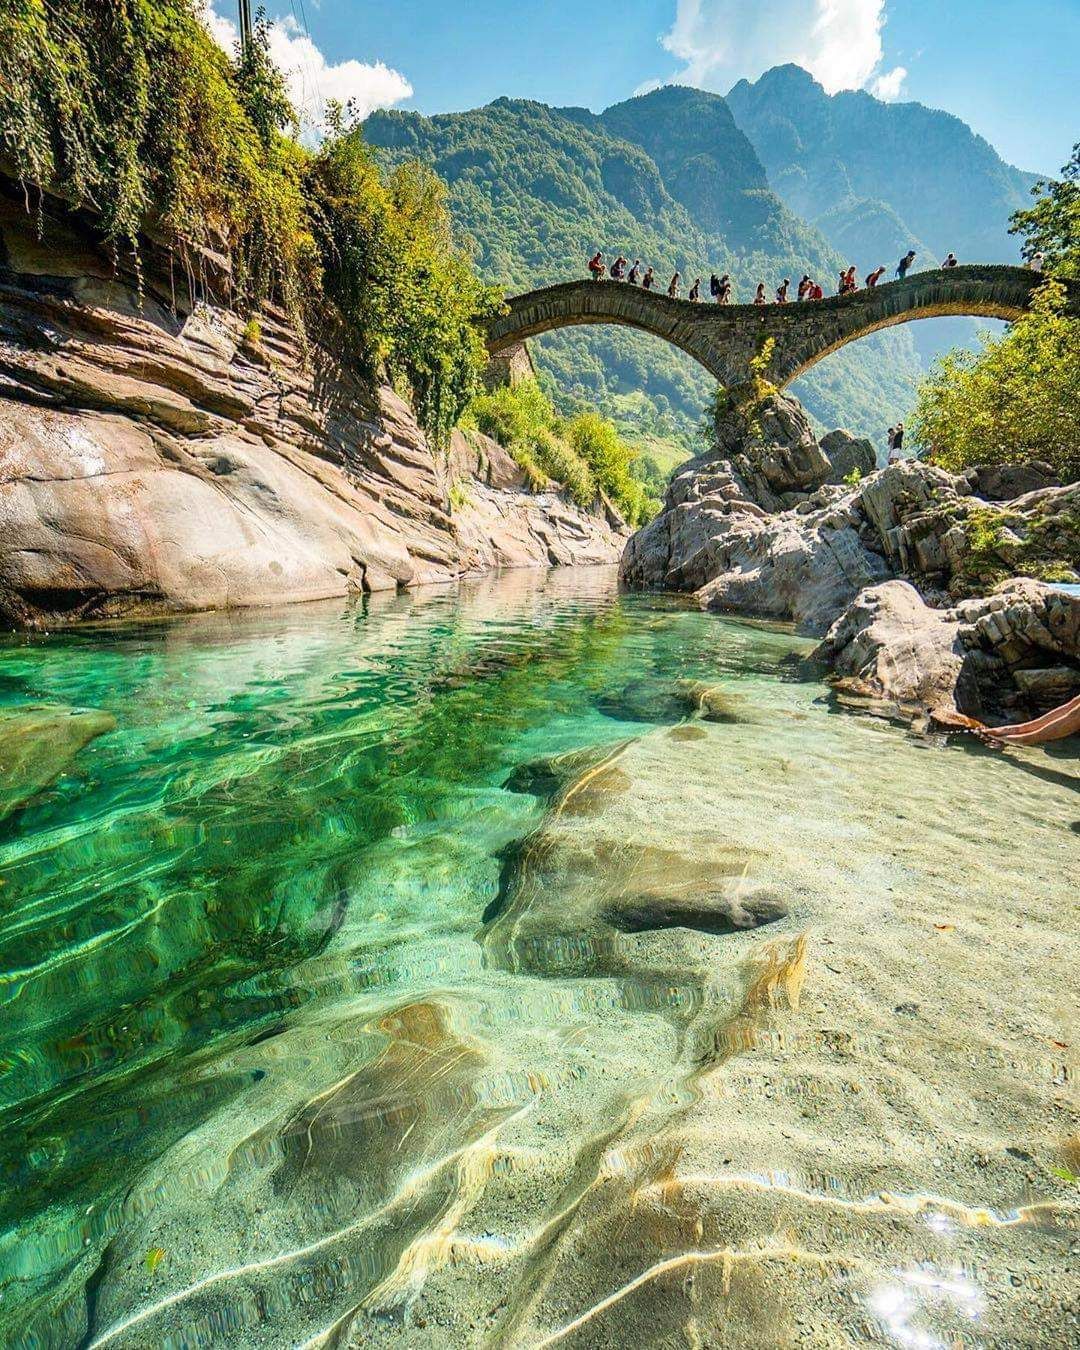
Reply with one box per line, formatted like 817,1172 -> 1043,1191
584,247 -> 1038,304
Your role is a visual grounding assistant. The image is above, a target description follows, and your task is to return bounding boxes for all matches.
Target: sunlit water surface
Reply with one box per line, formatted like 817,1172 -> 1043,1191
0,567 -> 1076,1348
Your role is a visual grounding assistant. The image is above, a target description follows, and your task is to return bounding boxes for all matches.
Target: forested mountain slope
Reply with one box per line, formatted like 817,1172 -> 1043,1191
726,65 -> 1037,263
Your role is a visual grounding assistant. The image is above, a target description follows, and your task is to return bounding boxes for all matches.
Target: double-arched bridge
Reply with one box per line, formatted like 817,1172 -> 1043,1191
487,265 -> 1080,394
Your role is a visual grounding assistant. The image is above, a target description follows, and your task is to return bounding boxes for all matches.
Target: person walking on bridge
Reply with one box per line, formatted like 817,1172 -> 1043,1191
628,259 -> 642,285
688,277 -> 701,302
797,274 -> 811,301
754,281 -> 767,305
709,273 -> 721,301
865,265 -> 886,288
642,266 -> 655,290
896,249 -> 917,279
717,274 -> 731,304
611,256 -> 628,281
667,271 -> 681,298
588,251 -> 605,281
843,265 -> 857,293
775,278 -> 790,303
941,252 -> 958,268
809,280 -> 824,300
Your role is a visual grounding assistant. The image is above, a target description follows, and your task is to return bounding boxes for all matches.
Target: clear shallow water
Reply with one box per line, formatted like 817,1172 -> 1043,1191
0,566 -> 1076,1348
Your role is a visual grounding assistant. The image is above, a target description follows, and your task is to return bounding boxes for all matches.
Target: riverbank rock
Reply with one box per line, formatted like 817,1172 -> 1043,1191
0,193 -> 625,629
621,394 -> 892,633
622,392 -> 1079,643
817,578 -> 1080,724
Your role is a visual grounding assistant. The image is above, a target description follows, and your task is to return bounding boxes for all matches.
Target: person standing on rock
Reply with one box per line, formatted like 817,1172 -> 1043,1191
865,265 -> 886,288
896,250 -> 917,279
775,278 -> 790,303
642,266 -> 655,290
941,252 -> 959,268
628,259 -> 642,285
588,251 -> 605,280
886,426 -> 898,463
754,282 -> 767,305
667,272 -> 681,298
893,422 -> 905,457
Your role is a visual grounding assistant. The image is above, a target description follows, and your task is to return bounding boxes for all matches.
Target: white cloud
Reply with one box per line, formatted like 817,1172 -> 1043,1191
871,65 -> 907,100
656,0 -> 903,97
200,3 -> 412,135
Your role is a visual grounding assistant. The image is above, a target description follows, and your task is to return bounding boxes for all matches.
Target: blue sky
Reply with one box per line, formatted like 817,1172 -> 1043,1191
211,1 -> 1078,175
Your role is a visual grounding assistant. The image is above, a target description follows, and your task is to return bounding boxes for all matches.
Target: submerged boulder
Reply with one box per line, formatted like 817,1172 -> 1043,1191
0,703 -> 116,820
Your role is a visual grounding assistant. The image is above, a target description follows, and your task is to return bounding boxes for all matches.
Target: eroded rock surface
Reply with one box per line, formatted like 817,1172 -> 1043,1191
621,392 -> 890,632
622,390 -> 1079,724
0,199 -> 625,628
817,577 -> 1080,723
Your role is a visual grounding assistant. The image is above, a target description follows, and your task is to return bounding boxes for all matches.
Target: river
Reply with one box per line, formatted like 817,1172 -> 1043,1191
1,566 -> 1076,1347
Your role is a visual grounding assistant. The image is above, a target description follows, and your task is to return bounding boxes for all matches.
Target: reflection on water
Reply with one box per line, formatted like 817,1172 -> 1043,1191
0,566 -> 1076,1347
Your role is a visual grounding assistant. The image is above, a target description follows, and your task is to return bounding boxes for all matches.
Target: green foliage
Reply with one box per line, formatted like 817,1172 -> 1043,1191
564,412 -> 660,525
945,500 -> 1080,593
464,380 -> 660,523
307,119 -> 502,444
0,1 -> 499,445
843,466 -> 863,486
911,282 -> 1080,480
1010,143 -> 1080,279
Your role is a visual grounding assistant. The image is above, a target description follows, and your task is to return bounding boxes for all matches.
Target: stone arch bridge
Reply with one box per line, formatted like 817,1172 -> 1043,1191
487,265 -> 1080,394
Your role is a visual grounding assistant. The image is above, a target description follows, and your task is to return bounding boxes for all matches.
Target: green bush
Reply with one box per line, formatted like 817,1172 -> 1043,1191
911,282 -> 1080,480
564,412 -> 660,524
465,380 -> 661,522
0,1 -> 500,445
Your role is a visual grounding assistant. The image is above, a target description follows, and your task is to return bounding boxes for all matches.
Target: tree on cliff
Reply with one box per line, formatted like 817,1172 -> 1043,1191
0,0 -> 500,445
1010,143 -> 1080,279
912,156 -> 1080,479
911,281 -> 1080,479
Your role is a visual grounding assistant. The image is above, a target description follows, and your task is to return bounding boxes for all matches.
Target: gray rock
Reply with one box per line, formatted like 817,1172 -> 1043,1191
819,429 -> 877,483
817,577 -> 1080,724
972,461 -> 1060,502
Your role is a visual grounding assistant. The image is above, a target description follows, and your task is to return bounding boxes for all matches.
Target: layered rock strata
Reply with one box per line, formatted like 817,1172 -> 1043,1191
0,195 -> 625,628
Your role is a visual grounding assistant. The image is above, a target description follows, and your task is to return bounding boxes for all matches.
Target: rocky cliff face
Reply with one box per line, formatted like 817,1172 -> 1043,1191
0,197 -> 625,629
621,390 -> 1080,725
621,392 -> 884,632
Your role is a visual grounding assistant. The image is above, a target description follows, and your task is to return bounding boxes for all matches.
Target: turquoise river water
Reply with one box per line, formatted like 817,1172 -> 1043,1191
0,566 -> 1076,1348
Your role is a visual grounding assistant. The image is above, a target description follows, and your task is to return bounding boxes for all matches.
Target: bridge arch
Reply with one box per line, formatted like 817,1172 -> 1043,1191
487,266 -> 1079,393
